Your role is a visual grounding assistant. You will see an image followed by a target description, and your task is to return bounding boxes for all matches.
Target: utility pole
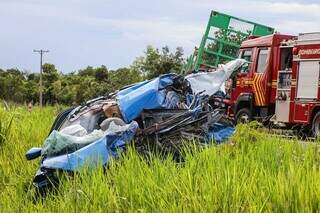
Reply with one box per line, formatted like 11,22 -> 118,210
33,49 -> 49,107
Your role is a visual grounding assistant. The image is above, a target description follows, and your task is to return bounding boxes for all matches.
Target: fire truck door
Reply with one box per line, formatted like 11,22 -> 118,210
296,61 -> 320,100
275,70 -> 291,122
253,48 -> 270,106
294,61 -> 320,122
275,47 -> 293,123
230,49 -> 253,102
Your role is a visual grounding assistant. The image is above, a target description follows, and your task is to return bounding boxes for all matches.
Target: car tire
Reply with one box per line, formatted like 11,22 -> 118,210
312,111 -> 320,138
235,108 -> 252,124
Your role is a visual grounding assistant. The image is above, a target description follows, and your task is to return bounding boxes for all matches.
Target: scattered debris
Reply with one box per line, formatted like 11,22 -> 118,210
26,59 -> 246,194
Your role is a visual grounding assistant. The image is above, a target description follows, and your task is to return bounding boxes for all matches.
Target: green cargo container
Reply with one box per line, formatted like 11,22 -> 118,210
182,11 -> 274,73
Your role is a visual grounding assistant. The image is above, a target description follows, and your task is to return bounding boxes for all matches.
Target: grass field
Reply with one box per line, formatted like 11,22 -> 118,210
0,105 -> 320,212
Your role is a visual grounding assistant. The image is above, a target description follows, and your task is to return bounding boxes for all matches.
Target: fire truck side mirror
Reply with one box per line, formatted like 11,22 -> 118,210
239,63 -> 250,74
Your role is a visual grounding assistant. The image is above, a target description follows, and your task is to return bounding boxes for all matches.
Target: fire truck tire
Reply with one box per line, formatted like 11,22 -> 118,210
312,111 -> 320,137
235,108 -> 252,124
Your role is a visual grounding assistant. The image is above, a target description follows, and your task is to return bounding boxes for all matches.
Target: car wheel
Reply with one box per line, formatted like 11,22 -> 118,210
312,111 -> 320,138
235,108 -> 252,124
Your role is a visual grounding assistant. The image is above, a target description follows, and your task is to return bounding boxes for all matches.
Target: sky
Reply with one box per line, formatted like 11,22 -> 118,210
0,0 -> 319,73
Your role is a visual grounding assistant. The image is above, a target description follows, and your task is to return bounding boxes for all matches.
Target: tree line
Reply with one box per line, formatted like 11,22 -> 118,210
0,46 -> 184,106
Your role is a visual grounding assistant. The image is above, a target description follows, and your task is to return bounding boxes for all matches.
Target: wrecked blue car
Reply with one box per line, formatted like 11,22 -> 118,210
26,59 -> 245,194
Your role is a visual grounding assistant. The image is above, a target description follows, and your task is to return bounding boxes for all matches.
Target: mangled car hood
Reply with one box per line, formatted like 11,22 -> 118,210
185,59 -> 246,96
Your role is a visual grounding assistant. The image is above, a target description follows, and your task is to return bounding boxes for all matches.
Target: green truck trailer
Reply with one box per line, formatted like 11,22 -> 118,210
182,11 -> 275,73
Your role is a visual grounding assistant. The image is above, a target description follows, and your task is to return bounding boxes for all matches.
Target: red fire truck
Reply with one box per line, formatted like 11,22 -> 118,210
227,32 -> 320,136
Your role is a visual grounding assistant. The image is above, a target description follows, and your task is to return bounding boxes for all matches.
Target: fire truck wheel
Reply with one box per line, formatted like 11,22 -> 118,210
235,108 -> 252,124
312,111 -> 320,137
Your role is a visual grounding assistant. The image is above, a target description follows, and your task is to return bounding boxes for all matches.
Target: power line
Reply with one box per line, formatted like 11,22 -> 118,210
33,49 -> 49,107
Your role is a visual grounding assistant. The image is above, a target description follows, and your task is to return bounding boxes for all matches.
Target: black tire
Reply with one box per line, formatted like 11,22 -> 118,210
235,108 -> 252,124
312,111 -> 320,138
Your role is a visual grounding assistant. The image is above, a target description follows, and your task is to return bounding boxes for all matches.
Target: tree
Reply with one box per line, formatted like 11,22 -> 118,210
78,66 -> 95,77
43,63 -> 59,83
203,29 -> 249,65
25,74 -> 39,103
109,67 -> 143,90
0,45 -> 183,105
42,63 -> 60,104
132,45 -> 185,79
0,69 -> 27,103
75,76 -> 100,103
94,65 -> 108,82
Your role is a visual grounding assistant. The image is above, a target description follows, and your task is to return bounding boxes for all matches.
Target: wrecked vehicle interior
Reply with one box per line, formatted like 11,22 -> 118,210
25,59 -> 246,193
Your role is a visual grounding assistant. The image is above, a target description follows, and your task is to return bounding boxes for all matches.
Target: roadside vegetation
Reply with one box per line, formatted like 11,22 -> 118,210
0,105 -> 319,212
0,46 -> 184,106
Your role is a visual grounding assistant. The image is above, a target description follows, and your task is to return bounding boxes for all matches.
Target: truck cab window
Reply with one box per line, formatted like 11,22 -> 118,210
239,49 -> 252,73
280,48 -> 293,70
256,48 -> 269,73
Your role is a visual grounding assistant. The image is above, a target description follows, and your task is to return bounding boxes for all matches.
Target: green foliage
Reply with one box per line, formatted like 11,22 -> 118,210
0,45 -> 184,105
0,111 -> 13,145
132,45 -> 185,79
94,65 -> 108,82
203,29 -> 249,66
0,107 -> 319,212
0,68 -> 27,102
109,68 -> 143,90
42,63 -> 60,104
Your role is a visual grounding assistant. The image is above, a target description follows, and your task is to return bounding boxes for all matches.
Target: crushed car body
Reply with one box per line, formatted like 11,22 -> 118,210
26,59 -> 246,193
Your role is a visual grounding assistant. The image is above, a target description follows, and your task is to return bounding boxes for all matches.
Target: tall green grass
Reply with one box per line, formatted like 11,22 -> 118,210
0,106 -> 319,212
0,112 -> 13,145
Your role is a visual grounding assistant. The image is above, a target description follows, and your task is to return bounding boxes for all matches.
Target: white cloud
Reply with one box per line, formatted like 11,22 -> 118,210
195,0 -> 320,17
93,18 -> 203,45
274,20 -> 320,34
0,0 -> 319,72
249,2 -> 319,18
191,1 -> 320,34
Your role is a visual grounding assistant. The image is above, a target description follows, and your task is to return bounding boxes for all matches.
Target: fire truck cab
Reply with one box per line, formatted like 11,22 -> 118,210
228,32 -> 320,136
